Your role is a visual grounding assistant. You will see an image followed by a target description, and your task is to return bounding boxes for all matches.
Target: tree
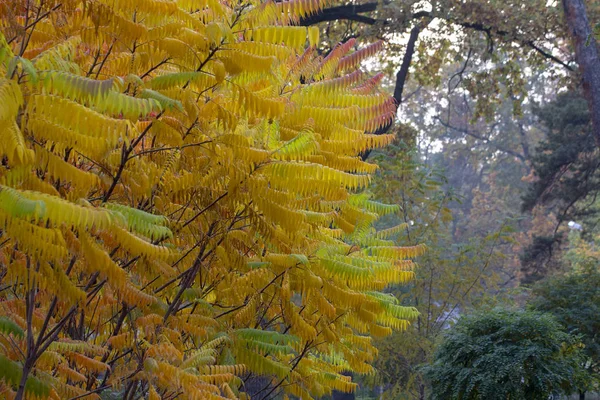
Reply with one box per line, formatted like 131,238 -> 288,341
301,0 -> 581,128
520,92 -> 600,282
396,52 -> 569,288
423,308 -> 583,400
522,93 -> 598,215
529,247 -> 600,399
562,0 -> 600,143
353,138 -> 513,400
0,1 -> 420,399
300,0 -> 600,287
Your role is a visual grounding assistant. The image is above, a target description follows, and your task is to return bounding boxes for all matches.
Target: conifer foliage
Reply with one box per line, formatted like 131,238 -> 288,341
0,0 -> 420,398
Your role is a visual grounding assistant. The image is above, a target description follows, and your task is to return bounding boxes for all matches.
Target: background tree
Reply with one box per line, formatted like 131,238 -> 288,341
423,308 -> 584,400
520,93 -> 600,282
522,93 -> 598,217
351,137 -> 513,400
529,237 -> 600,399
299,0 -> 600,289
301,0 -> 587,125
395,62 -> 552,287
294,0 -> 600,398
563,0 -> 600,142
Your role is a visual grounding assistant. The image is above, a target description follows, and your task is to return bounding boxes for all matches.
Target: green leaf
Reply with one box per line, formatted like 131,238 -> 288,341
105,203 -> 172,240
39,71 -> 117,103
0,316 -> 24,338
235,328 -> 299,345
0,185 -> 46,219
247,261 -> 270,269
18,57 -> 38,84
140,89 -> 184,112
0,355 -> 50,397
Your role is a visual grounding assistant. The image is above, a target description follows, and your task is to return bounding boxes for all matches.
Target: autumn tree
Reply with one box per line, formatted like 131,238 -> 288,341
296,0 -> 600,288
300,0 -> 585,127
350,138 -> 514,400
522,93 -> 598,215
300,0 -> 586,276
392,61 -> 557,289
0,1 -> 423,399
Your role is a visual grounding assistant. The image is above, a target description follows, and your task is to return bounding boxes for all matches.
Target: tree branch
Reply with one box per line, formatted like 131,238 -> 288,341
393,24 -> 420,106
526,41 -> 574,72
302,6 -> 573,73
436,116 -> 526,162
364,22 -> 421,142
299,2 -> 379,25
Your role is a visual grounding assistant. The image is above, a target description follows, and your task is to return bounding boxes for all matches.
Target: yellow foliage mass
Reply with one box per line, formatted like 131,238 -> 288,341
0,0 -> 422,399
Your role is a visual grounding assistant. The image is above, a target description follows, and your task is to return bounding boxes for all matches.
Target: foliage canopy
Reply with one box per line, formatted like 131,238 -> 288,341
530,262 -> 600,395
0,0 -> 421,399
424,308 -> 582,400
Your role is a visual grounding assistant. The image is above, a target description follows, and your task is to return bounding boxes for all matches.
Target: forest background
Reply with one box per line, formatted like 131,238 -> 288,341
301,0 -> 600,399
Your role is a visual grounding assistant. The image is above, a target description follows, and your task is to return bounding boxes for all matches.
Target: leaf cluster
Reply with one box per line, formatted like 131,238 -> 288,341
0,0 -> 422,398
423,308 -> 583,400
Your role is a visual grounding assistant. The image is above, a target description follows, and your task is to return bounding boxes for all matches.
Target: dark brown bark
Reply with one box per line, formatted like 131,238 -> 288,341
367,24 -> 421,138
394,25 -> 420,106
299,2 -> 379,26
366,24 -> 420,138
360,23 -> 421,158
15,272 -> 36,400
563,0 -> 600,145
299,4 -> 429,26
15,362 -> 31,400
300,6 -> 573,71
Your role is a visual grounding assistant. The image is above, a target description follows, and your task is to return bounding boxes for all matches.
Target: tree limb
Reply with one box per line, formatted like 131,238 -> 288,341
299,2 -> 379,25
358,23 -> 422,161
527,40 -> 574,72
370,23 -> 421,137
393,24 -> 420,106
435,116 -> 527,162
301,7 -> 574,72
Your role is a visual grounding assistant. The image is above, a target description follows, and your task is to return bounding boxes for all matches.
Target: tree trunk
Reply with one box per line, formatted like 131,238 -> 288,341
579,390 -> 586,400
562,0 -> 600,145
393,25 -> 420,107
14,363 -> 30,400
